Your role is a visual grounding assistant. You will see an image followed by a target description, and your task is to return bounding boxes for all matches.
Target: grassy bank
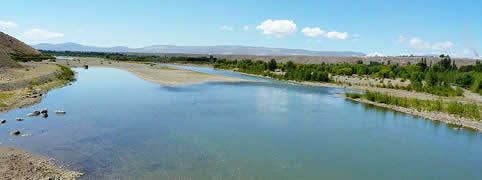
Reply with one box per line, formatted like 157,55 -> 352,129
346,91 -> 480,120
0,65 -> 75,113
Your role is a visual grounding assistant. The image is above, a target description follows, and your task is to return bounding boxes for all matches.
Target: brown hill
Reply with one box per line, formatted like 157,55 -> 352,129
0,31 -> 41,68
0,48 -> 22,68
0,32 -> 40,55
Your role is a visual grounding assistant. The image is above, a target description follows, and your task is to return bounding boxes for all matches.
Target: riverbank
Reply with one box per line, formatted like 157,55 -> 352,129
0,63 -> 72,114
0,146 -> 82,179
344,95 -> 481,131
50,57 -> 250,86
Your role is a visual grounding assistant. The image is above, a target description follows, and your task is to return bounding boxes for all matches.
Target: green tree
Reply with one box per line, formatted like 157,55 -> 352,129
268,59 -> 277,71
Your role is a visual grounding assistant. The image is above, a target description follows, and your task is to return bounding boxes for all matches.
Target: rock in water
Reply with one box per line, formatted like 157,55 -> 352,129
40,108 -> 48,114
11,131 -> 20,136
0,120 -> 6,124
55,111 -> 66,114
28,113 -> 35,116
41,113 -> 48,118
16,118 -> 23,121
32,111 -> 40,116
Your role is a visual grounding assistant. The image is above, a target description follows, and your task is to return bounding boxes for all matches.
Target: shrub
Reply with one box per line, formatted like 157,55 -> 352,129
346,93 -> 361,99
357,91 -> 480,120
56,65 -> 75,81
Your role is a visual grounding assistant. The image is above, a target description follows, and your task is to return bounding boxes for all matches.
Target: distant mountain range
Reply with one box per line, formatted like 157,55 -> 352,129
32,43 -> 366,57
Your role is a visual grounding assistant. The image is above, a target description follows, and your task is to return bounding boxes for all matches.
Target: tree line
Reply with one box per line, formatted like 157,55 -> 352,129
214,56 -> 482,96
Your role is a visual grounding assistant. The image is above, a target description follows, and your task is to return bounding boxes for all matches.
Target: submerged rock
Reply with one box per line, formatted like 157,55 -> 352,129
55,111 -> 66,114
11,131 -> 20,136
15,118 -> 23,121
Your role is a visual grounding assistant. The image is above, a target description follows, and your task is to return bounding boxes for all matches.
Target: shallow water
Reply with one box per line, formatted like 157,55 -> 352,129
0,66 -> 481,179
55,56 -> 73,60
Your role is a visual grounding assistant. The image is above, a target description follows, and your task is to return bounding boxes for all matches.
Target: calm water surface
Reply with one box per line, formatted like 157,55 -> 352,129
0,66 -> 480,179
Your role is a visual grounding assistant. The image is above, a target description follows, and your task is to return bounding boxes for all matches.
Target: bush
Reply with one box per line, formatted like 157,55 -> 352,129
56,65 -> 75,81
346,93 -> 361,99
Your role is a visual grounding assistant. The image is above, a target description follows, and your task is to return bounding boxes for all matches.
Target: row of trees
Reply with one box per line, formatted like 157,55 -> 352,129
11,54 -> 55,62
214,57 -> 482,96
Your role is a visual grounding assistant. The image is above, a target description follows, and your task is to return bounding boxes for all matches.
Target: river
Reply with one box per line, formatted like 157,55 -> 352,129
0,66 -> 480,179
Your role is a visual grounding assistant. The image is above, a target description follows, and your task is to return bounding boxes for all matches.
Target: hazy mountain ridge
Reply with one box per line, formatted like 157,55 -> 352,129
32,43 -> 366,56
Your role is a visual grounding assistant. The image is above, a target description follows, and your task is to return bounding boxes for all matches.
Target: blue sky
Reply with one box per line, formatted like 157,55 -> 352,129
1,0 -> 481,58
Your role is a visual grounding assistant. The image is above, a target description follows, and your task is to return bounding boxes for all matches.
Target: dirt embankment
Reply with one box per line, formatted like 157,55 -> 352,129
50,57 -> 250,86
0,146 -> 82,179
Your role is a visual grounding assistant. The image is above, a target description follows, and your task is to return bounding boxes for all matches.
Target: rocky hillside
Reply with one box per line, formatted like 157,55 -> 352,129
0,32 -> 41,68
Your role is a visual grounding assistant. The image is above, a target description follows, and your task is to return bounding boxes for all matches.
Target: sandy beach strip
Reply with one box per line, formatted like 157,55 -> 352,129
51,57 -> 251,86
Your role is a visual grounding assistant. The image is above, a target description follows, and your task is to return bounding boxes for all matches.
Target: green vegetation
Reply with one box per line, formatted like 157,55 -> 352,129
346,91 -> 480,120
345,92 -> 361,99
0,92 -> 13,107
56,65 -> 75,81
214,56 -> 482,97
158,66 -> 179,70
10,54 -> 55,62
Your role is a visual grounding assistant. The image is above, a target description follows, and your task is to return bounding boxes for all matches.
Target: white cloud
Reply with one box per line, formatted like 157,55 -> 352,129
407,37 -> 454,51
301,27 -> 348,40
221,25 -> 233,31
256,19 -> 297,38
243,25 -> 249,31
367,52 -> 385,57
301,27 -> 325,37
325,31 -> 348,40
22,28 -> 64,40
0,20 -> 18,29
